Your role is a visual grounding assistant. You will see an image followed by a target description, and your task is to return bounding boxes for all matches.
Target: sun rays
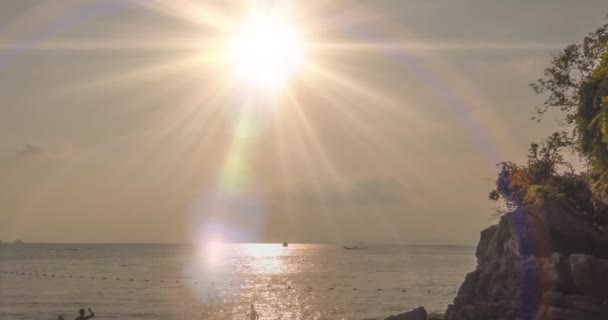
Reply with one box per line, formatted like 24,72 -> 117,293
1,0 -> 523,247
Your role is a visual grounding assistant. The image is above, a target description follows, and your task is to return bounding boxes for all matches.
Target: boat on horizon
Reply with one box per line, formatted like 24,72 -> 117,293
282,241 -> 288,247
343,245 -> 367,250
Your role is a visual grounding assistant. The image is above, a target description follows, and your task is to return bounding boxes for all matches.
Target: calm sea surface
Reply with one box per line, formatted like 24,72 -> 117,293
0,244 -> 475,320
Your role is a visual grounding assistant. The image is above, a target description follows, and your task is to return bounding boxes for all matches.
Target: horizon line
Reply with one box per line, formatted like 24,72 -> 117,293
0,241 -> 477,246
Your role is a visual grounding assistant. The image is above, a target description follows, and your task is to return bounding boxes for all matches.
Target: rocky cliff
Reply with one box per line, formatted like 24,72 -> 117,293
445,200 -> 608,320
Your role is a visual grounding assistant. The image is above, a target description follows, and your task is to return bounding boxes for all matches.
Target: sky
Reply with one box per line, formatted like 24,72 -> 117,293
0,0 -> 606,244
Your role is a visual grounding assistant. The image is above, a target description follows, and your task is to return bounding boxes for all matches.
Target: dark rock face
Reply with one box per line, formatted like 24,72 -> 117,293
385,306 -> 428,320
445,200 -> 608,320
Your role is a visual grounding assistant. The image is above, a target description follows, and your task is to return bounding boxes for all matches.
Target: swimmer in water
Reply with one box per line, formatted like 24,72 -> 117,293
75,308 -> 95,320
248,304 -> 259,320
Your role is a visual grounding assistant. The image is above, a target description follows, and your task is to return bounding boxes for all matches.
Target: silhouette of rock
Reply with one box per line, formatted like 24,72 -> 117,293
446,200 -> 608,320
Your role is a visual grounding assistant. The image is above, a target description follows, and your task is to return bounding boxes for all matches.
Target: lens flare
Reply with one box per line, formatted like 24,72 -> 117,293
204,237 -> 224,263
195,232 -> 226,268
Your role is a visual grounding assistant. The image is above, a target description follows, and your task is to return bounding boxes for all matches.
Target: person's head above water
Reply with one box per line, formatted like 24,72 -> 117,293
79,309 -> 85,316
58,316 -> 65,320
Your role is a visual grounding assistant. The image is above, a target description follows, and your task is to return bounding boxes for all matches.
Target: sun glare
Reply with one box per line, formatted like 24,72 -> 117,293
227,13 -> 307,91
200,237 -> 225,267
243,243 -> 286,257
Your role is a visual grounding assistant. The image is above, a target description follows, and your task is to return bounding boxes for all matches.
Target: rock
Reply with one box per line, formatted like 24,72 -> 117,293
542,291 -> 608,315
384,306 -> 428,320
569,254 -> 608,298
445,200 -> 608,320
535,305 -> 606,320
452,271 -> 479,306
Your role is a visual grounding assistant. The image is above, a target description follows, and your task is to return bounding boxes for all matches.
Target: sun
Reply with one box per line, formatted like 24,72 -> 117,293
226,13 -> 307,91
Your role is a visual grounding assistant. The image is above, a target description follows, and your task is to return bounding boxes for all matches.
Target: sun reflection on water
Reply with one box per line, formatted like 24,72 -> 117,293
242,243 -> 288,275
185,244 -> 326,319
242,243 -> 286,257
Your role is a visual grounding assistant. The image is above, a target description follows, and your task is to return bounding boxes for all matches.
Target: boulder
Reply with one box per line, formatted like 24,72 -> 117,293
384,306 -> 428,320
445,200 -> 608,320
474,200 -> 608,259
569,254 -> 608,298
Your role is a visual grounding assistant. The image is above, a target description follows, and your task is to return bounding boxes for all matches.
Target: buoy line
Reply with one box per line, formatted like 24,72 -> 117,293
1,271 -> 414,293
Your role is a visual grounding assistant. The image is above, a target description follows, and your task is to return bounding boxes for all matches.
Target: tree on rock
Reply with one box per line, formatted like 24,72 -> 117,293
490,22 -> 608,227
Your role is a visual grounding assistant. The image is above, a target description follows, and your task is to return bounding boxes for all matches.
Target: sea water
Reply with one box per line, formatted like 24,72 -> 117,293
0,243 -> 475,320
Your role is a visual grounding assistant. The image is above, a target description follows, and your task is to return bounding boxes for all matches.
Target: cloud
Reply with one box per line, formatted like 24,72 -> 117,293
351,179 -> 403,204
292,178 -> 405,207
16,144 -> 44,159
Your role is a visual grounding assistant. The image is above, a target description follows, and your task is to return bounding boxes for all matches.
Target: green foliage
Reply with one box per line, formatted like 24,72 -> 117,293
530,23 -> 608,124
490,132 -> 575,210
525,184 -> 562,203
592,51 -> 608,79
491,161 -> 528,209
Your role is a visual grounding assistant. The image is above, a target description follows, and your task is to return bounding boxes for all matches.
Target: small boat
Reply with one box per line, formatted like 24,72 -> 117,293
343,246 -> 367,250
282,241 -> 288,247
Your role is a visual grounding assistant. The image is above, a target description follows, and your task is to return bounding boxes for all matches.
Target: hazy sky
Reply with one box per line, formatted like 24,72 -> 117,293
0,1 -> 605,244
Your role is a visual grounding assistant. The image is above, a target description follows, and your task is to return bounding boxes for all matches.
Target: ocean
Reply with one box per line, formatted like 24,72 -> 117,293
0,243 -> 475,320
